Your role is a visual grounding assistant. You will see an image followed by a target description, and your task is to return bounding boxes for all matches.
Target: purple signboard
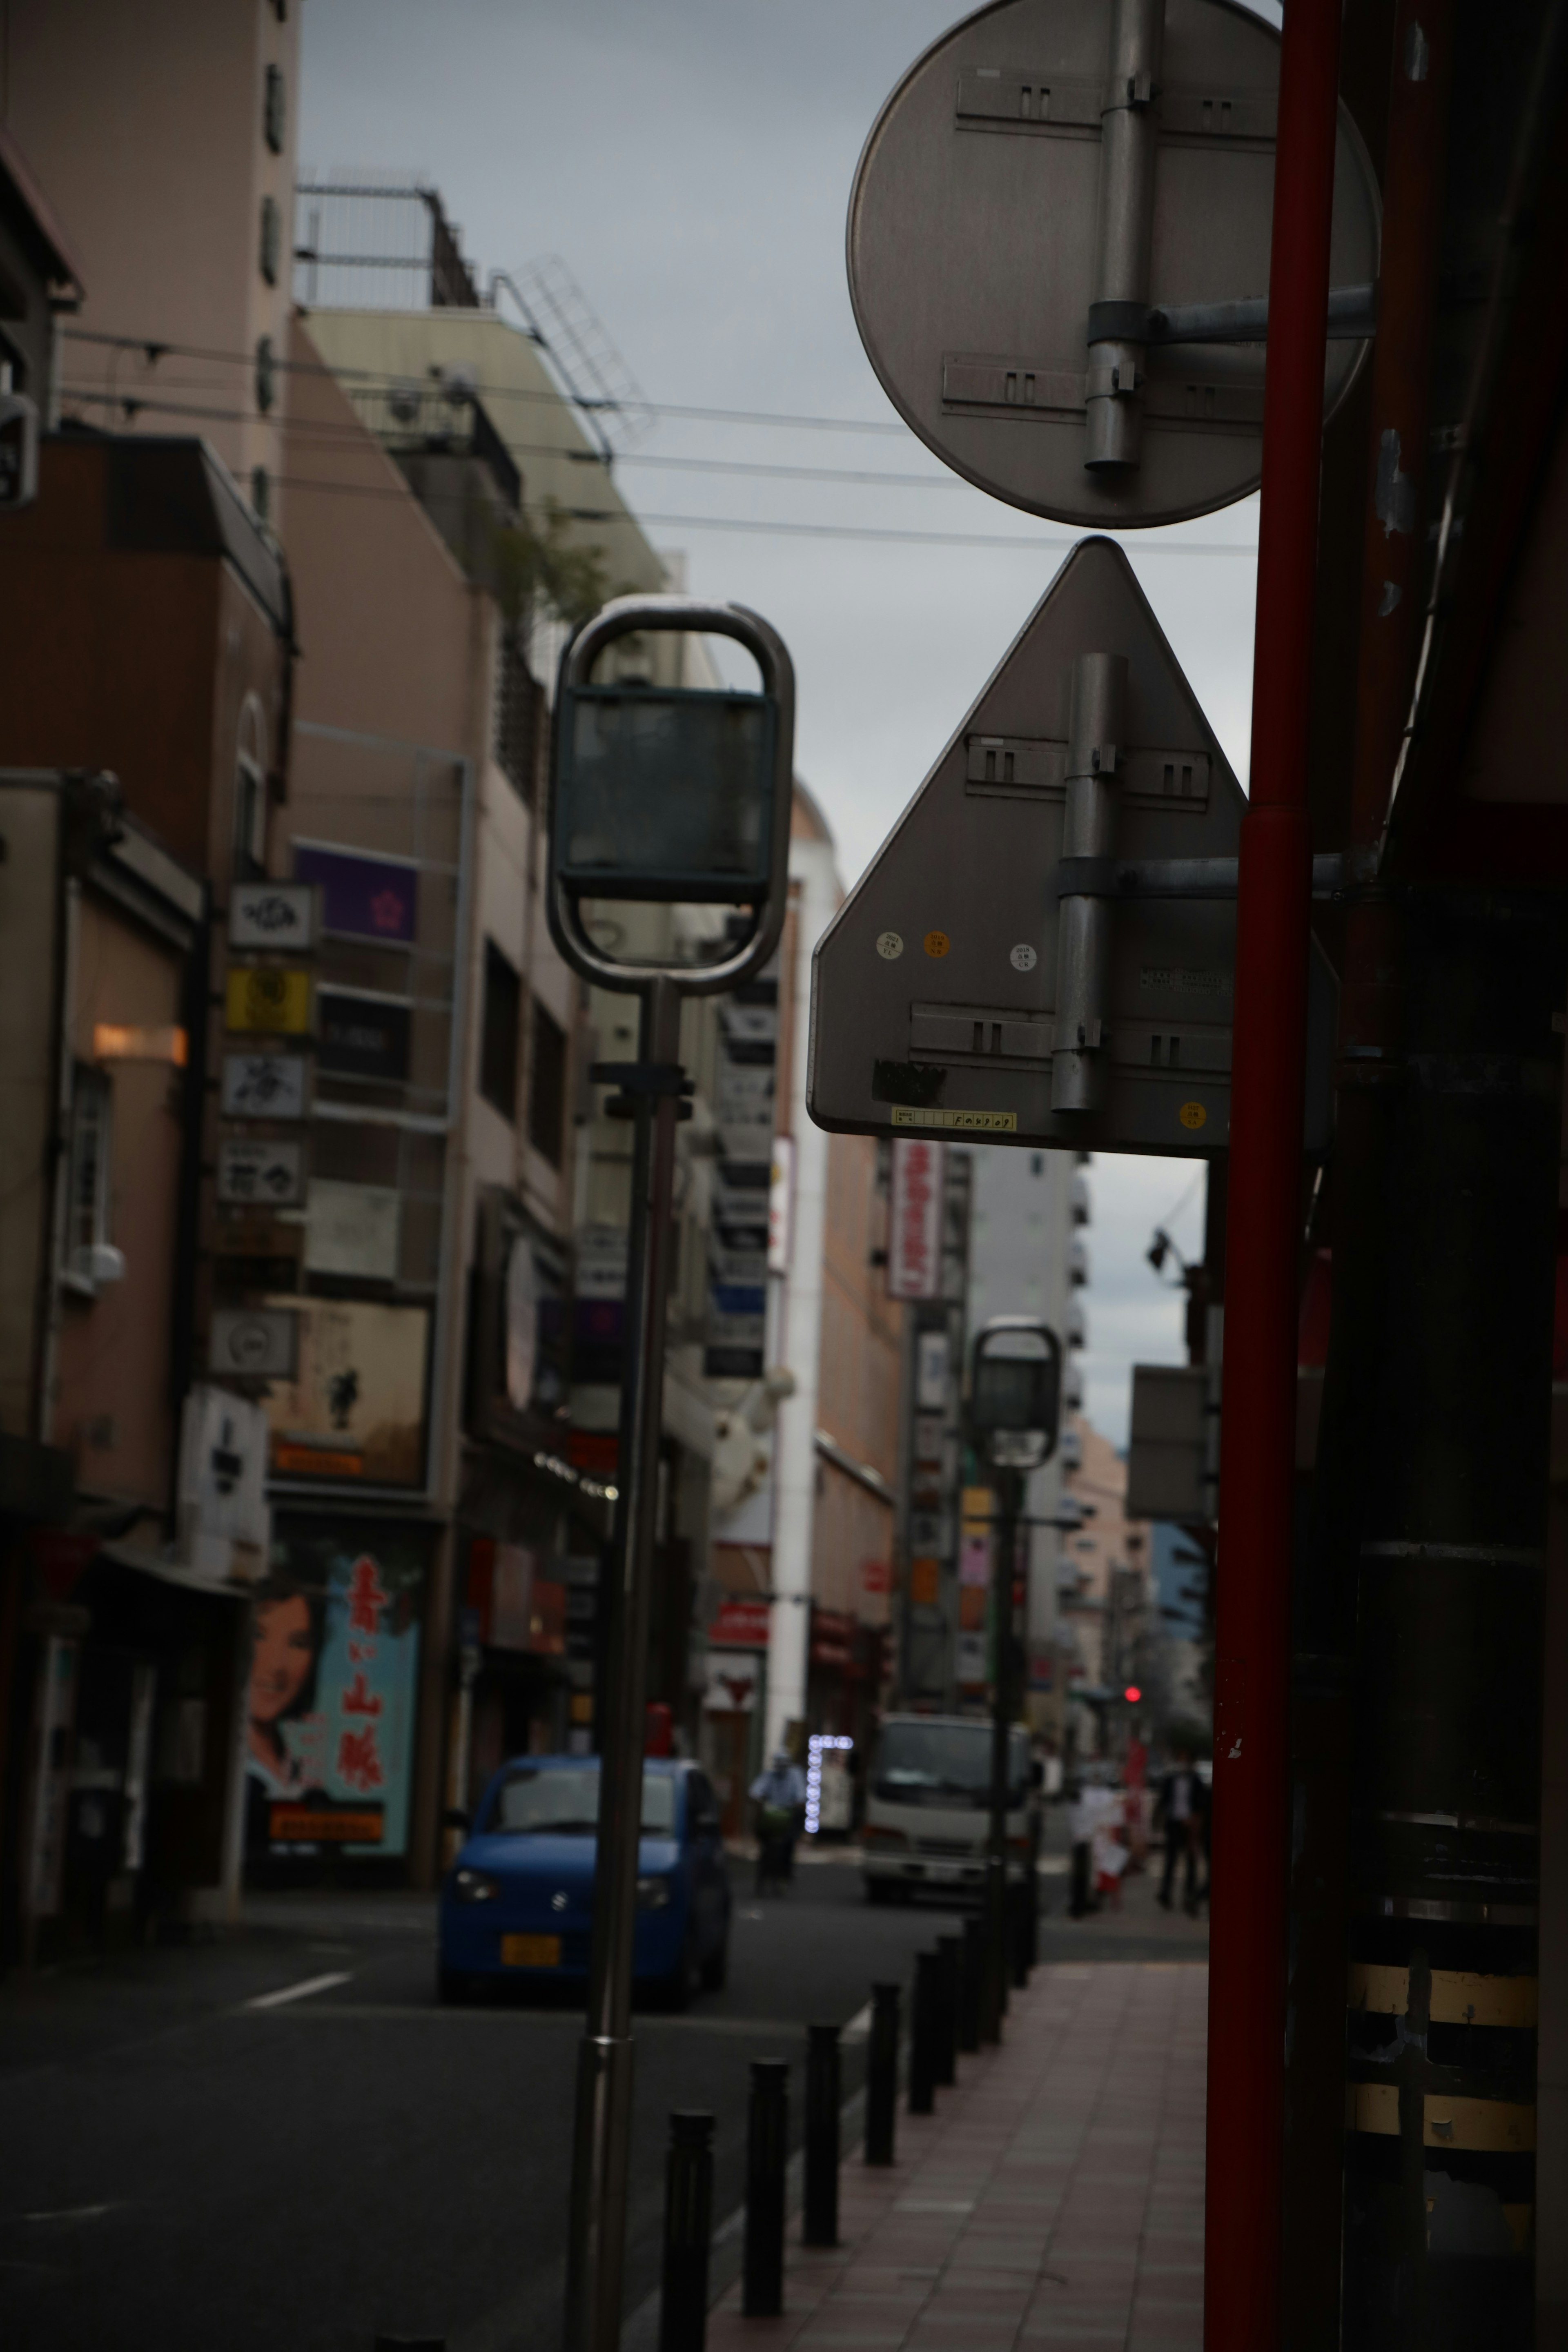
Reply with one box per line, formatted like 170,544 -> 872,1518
294,843 -> 418,945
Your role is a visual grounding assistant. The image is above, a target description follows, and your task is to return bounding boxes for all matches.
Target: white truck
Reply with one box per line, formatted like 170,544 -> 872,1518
862,1712 -> 1032,1904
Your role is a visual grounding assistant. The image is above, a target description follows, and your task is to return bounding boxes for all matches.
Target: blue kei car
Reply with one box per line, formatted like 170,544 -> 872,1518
439,1755 -> 731,2008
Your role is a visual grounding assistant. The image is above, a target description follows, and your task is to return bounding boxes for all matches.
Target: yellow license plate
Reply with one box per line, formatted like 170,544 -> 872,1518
502,1932 -> 562,1968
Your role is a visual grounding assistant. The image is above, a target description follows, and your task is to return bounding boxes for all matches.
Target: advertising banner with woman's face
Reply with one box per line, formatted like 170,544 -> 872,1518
245,1519 -> 427,1862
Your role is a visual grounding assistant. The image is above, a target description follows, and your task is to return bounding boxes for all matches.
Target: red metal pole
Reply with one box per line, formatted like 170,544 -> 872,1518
1204,2 -> 1343,2346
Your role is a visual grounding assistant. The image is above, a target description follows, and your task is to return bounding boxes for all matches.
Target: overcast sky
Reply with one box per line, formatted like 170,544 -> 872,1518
298,0 -> 1256,1442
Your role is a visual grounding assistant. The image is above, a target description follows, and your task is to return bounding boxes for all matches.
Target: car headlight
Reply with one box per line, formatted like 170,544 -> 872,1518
452,1866 -> 501,1904
636,1873 -> 673,1910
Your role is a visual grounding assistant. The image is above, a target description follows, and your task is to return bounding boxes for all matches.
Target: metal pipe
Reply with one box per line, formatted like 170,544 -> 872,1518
1051,653 -> 1125,1114
743,2059 -> 790,2317
803,2023 -> 841,2248
1288,4 -> 1457,2337
1084,0 -> 1164,468
658,2111 -> 715,2352
865,1982 -> 900,2165
1147,281 -> 1378,345
563,975 -> 683,2352
1204,0 -> 1343,2344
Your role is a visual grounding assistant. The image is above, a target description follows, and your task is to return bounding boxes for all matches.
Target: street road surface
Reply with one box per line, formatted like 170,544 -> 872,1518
0,1829 -> 1203,2352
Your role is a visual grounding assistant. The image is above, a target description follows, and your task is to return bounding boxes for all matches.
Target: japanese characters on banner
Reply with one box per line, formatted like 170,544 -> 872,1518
246,1521 -> 425,1859
887,1138 -> 946,1299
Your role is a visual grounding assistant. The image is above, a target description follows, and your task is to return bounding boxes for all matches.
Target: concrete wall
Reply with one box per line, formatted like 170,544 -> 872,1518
3,0 -> 297,512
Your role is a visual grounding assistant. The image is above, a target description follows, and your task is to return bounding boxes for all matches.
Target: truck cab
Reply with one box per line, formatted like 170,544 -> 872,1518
862,1712 -> 1032,1903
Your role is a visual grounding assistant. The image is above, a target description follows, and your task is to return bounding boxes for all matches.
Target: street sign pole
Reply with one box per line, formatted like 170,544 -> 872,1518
563,973 -> 681,2352
969,1319 -> 1061,2036
1206,3 -> 1343,2347
983,1462 -> 1023,2037
549,595 -> 795,2352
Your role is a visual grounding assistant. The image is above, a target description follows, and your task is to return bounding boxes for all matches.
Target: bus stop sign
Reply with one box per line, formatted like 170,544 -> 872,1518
806,537 -> 1335,1156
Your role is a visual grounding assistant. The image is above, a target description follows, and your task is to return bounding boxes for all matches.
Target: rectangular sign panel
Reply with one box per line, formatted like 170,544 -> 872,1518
249,1518 -> 426,1860
209,1306 -> 298,1381
305,1180 -> 401,1281
230,882 -> 318,953
316,990 -> 412,1083
887,1137 -> 946,1298
222,1051 -> 309,1120
226,966 -> 313,1036
217,1137 -> 306,1207
294,842 -> 418,944
263,1297 -> 430,1488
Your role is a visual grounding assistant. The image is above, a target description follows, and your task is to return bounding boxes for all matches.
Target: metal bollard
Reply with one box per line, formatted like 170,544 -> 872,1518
865,1982 -> 900,2165
909,1950 -> 939,2114
803,2023 -> 841,2247
1011,1881 -> 1030,1991
743,2058 -> 790,2316
958,1915 -> 984,2054
934,1933 -> 960,2086
659,2111 -> 715,2352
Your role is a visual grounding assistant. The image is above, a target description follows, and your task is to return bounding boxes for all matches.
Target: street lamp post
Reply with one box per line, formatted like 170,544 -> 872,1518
968,1319 -> 1062,2036
548,595 -> 795,2352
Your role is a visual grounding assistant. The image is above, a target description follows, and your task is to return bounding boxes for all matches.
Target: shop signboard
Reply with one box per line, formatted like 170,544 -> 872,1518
305,1180 -> 401,1281
210,1306 -> 298,1381
316,990 -> 412,1083
248,1520 -> 426,1858
217,1137 -> 306,1207
705,1651 -> 760,1713
263,1298 -> 430,1486
294,841 -> 419,944
225,966 -> 312,1036
708,1595 -> 771,1648
887,1137 -> 946,1299
221,1051 -> 309,1120
229,882 -> 318,953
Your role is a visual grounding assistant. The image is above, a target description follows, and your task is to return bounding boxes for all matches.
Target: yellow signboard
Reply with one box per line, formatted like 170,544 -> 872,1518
226,966 -> 312,1035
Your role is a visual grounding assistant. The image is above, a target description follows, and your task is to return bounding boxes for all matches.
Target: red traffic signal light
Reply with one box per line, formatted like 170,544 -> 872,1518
1123,1684 -> 1142,1704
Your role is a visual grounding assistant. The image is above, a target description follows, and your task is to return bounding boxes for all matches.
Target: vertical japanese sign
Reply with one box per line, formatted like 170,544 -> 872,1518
247,1520 -> 426,1860
887,1138 -> 946,1299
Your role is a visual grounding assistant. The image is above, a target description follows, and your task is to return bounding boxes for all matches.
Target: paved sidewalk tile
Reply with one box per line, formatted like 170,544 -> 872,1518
704,1960 -> 1207,2352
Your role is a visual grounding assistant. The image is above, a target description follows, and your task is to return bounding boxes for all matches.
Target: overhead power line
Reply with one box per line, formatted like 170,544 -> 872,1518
64,323 -> 914,438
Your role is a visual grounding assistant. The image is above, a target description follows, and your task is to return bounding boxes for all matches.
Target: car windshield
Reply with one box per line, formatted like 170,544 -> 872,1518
873,1723 -> 1028,1809
488,1765 -> 677,1836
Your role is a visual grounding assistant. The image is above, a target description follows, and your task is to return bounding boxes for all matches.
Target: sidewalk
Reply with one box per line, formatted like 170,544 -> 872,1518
706,1960 -> 1207,2351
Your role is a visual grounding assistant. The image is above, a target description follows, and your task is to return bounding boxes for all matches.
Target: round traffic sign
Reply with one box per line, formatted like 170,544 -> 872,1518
849,0 -> 1380,527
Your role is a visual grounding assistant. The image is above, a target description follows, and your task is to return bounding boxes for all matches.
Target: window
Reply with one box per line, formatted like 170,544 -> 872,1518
65,1067 -> 112,1285
494,635 -> 538,804
263,64 -> 285,154
250,466 -> 270,523
234,693 -> 268,880
259,195 -> 281,287
528,1000 -> 567,1167
254,334 -> 276,415
479,942 -> 521,1122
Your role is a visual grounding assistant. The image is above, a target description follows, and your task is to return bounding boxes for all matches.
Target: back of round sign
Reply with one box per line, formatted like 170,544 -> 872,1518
847,0 -> 1381,529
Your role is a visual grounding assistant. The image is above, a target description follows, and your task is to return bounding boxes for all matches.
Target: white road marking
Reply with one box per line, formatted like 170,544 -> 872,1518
245,1970 -> 352,2010
22,2203 -> 120,2223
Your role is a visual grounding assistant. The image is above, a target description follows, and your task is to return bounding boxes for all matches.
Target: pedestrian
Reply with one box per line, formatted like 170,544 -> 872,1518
1067,1772 -> 1097,1918
749,1746 -> 806,1895
1154,1746 -> 1209,1916
1092,1780 -> 1129,1911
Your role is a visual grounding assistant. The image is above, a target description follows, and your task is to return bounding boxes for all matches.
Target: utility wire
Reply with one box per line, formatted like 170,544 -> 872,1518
57,388 -> 1260,555
64,323 -> 915,437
